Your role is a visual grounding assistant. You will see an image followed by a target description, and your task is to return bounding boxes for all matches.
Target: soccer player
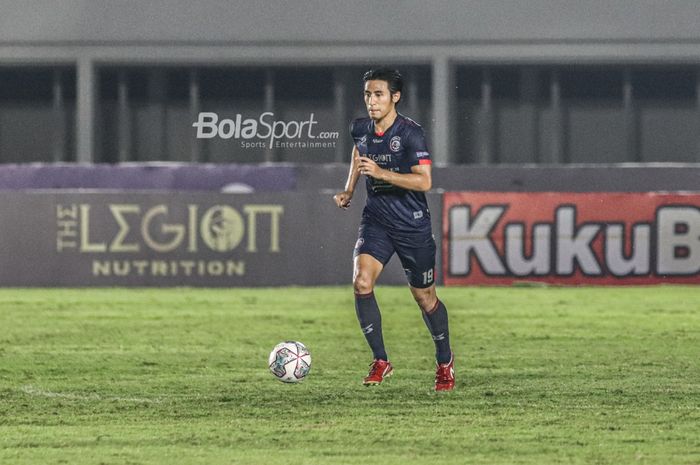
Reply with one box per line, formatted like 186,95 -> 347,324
333,68 -> 454,391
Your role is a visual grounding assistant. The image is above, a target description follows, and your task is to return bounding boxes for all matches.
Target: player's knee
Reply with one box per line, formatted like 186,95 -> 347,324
414,292 -> 438,313
353,273 -> 374,295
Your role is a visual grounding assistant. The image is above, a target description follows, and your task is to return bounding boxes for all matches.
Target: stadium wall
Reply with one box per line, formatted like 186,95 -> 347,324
3,163 -> 700,192
3,1 -> 700,166
2,0 -> 700,45
296,164 -> 700,193
1,164 -> 699,287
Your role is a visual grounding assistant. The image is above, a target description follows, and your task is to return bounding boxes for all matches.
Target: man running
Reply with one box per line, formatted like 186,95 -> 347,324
333,68 -> 454,391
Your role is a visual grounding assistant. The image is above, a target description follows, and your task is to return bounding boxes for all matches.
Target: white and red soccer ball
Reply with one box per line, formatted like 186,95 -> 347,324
268,341 -> 311,383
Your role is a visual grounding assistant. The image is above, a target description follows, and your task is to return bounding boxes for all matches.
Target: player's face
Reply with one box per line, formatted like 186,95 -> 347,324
364,80 -> 400,121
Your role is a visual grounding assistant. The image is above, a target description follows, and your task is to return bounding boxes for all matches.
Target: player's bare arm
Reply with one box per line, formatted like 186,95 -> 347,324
334,146 -> 362,209
356,156 -> 432,192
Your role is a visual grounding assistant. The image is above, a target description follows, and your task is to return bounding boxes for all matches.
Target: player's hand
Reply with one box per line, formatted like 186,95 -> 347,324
333,190 -> 353,209
356,156 -> 385,180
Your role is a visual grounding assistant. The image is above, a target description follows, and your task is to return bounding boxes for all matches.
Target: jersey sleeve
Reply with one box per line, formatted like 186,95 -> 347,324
349,119 -> 364,147
405,126 -> 431,166
349,119 -> 358,140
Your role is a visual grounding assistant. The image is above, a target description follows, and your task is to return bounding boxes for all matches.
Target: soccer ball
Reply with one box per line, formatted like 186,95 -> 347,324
268,341 -> 311,383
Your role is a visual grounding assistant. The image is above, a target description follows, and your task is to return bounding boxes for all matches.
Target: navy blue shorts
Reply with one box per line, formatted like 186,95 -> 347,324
353,217 -> 436,288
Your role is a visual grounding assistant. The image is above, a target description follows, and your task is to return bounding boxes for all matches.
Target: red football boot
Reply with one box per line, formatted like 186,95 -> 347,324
435,354 -> 455,391
363,359 -> 393,386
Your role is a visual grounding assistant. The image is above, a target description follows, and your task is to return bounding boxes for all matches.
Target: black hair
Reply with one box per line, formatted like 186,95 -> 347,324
363,68 -> 403,96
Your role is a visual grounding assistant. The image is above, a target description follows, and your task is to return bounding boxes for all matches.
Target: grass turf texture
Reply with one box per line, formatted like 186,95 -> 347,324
0,287 -> 698,465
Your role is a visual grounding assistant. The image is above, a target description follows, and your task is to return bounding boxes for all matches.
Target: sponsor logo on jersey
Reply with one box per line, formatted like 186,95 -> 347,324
413,210 -> 424,219
367,153 -> 393,163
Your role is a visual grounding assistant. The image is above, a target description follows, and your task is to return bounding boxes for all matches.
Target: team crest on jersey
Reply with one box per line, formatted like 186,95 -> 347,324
390,136 -> 401,152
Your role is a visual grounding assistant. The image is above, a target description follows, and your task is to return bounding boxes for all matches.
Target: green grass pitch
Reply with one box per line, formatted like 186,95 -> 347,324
0,287 -> 698,465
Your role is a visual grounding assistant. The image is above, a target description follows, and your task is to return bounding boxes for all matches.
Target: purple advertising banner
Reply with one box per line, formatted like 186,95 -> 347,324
0,163 -> 296,192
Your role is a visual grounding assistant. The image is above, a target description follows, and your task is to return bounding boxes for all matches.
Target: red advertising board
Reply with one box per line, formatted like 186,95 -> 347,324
443,192 -> 700,286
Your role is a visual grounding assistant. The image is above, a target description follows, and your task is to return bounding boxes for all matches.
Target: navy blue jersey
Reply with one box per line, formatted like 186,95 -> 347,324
350,113 -> 432,234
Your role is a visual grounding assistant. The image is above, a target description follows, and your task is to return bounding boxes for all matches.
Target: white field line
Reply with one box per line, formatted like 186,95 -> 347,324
20,385 -> 163,404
